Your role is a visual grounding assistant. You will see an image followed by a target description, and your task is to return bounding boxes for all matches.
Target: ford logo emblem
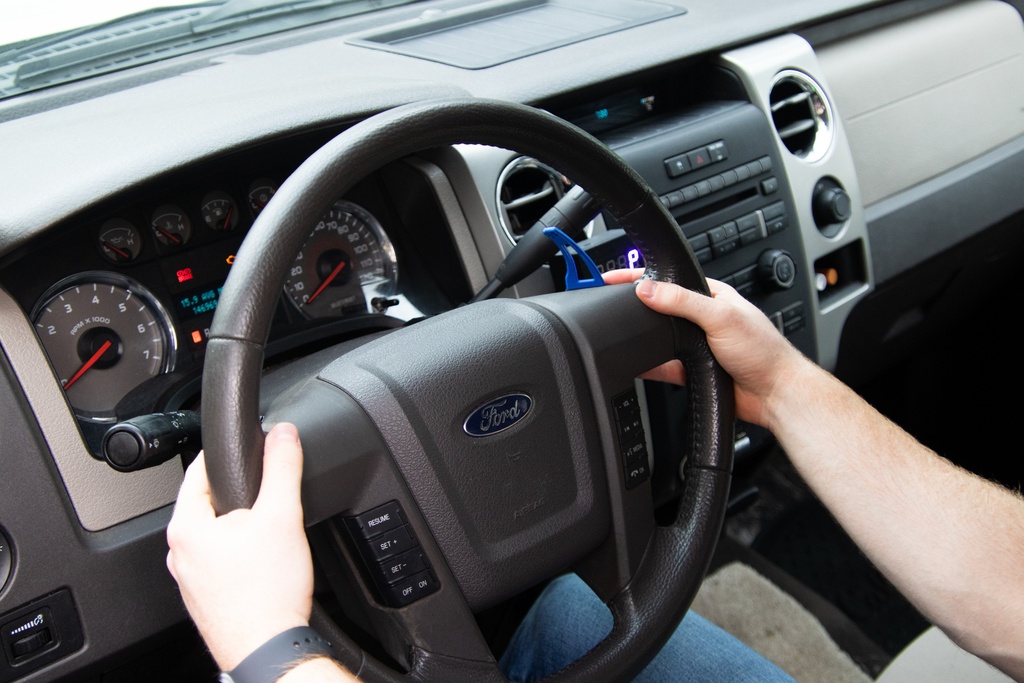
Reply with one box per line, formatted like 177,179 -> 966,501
463,393 -> 533,437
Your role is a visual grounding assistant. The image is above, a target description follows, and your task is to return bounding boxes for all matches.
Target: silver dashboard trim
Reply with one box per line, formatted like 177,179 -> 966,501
0,286 -> 182,532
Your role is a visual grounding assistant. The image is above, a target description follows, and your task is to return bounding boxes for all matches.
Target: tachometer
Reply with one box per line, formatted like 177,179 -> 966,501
32,273 -> 177,422
284,200 -> 398,319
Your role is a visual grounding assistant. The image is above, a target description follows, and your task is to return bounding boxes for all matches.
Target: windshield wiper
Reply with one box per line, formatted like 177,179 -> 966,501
0,0 -> 418,101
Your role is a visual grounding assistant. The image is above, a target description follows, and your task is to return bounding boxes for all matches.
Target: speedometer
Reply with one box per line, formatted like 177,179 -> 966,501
284,200 -> 398,319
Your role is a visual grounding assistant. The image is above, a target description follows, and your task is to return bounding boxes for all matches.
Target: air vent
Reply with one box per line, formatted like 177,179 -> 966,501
496,157 -> 569,242
769,70 -> 834,163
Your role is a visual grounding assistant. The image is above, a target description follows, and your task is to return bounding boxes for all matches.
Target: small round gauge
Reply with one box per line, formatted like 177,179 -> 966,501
200,191 -> 240,232
32,273 -> 177,422
284,200 -> 398,319
248,179 -> 278,217
97,218 -> 142,263
151,204 -> 192,246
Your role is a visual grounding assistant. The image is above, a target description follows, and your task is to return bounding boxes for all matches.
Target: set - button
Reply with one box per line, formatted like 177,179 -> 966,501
346,501 -> 440,608
613,389 -> 650,490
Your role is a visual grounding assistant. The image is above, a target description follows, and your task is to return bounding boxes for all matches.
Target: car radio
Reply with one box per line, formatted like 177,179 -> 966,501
551,100 -> 815,361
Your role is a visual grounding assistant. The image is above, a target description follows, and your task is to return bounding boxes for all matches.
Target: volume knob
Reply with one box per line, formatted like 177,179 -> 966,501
758,249 -> 797,290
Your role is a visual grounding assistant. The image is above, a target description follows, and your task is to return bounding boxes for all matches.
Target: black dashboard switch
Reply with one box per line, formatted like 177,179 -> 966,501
1,590 -> 83,678
378,549 -> 427,585
664,154 -> 691,178
688,232 -> 710,252
761,201 -> 786,220
621,438 -> 647,469
624,460 -> 650,489
385,571 -> 439,608
349,501 -> 405,540
362,525 -> 416,563
760,176 -> 779,195
10,629 -> 50,660
613,391 -> 640,416
687,148 -> 711,169
707,140 -> 729,162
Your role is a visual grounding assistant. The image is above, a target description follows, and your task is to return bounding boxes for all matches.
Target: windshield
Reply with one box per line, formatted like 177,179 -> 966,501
0,0 -> 420,102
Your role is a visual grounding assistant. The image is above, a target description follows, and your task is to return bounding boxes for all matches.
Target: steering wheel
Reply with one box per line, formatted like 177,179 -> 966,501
201,98 -> 735,682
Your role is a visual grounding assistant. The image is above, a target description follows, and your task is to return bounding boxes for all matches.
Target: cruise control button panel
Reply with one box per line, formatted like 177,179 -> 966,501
344,501 -> 440,608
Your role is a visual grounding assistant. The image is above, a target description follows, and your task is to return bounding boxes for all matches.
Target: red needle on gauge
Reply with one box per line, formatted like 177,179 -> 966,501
156,227 -> 182,244
64,340 -> 112,391
305,261 -> 346,305
102,241 -> 131,260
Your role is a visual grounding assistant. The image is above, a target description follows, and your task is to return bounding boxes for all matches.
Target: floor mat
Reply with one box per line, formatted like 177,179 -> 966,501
692,561 -> 872,683
752,498 -> 930,656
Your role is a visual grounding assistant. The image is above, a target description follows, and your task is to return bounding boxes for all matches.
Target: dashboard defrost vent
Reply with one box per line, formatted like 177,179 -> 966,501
769,70 -> 834,162
497,157 -> 569,242
347,0 -> 686,69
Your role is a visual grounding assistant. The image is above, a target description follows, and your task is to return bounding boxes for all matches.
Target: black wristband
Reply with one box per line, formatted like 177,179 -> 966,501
218,626 -> 333,683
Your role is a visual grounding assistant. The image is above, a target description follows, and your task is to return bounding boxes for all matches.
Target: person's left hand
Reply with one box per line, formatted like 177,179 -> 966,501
166,422 -> 314,671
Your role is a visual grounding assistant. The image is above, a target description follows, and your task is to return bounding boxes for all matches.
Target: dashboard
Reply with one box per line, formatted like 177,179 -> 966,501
0,0 -> 1022,680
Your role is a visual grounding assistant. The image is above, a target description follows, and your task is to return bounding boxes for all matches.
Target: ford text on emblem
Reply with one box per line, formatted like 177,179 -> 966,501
463,394 -> 533,437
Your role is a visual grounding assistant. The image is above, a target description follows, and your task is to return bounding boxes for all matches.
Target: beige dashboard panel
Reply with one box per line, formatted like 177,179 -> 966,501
817,0 -> 1024,206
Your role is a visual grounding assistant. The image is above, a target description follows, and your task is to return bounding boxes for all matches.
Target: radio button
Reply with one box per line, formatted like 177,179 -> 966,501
762,201 -> 786,220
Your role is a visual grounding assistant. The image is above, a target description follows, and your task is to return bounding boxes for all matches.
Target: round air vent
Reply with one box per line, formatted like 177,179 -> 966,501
768,70 -> 834,163
496,157 -> 569,242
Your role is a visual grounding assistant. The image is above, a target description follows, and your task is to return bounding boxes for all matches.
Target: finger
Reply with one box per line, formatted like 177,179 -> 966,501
640,359 -> 687,386
635,279 -> 718,330
253,423 -> 304,515
172,452 -> 215,524
602,268 -> 645,285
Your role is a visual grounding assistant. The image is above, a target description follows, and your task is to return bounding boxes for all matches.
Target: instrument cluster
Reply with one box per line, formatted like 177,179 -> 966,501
2,146 -> 465,443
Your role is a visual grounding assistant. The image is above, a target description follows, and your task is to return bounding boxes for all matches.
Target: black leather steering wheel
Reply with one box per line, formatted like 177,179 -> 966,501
201,98 -> 735,682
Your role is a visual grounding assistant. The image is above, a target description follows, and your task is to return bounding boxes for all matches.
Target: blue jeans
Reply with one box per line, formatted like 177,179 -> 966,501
499,574 -> 796,683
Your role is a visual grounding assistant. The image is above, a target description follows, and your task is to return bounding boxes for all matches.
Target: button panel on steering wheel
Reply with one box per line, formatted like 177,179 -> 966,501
345,501 -> 440,608
613,389 -> 650,489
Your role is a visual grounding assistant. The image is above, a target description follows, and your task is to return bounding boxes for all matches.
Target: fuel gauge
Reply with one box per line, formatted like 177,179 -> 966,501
248,178 -> 277,217
151,204 -> 192,246
97,218 -> 142,263
200,191 -> 239,232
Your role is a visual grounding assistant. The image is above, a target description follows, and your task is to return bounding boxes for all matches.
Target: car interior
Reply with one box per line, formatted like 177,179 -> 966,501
1,0 -> 1023,680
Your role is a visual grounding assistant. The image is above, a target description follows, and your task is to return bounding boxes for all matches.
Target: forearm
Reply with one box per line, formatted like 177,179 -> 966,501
766,357 -> 1024,677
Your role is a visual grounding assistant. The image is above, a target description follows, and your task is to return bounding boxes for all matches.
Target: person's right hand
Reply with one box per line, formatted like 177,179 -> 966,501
604,270 -> 812,430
